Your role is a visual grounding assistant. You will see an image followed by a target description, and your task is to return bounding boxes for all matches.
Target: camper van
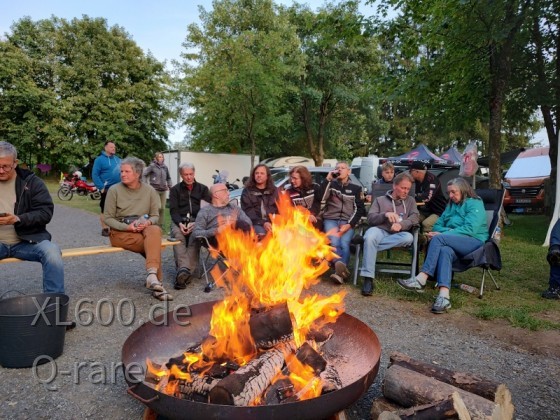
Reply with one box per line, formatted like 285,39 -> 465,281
503,147 -> 550,213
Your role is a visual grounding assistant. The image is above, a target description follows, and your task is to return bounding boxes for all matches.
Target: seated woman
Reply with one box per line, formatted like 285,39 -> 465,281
104,156 -> 173,301
241,164 -> 278,237
282,165 -> 321,228
398,177 -> 488,313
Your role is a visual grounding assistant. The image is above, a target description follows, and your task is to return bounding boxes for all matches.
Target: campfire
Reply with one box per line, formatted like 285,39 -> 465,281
143,195 -> 348,406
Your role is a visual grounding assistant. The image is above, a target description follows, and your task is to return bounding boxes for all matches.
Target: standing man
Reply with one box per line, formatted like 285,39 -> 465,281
0,141 -> 64,293
143,152 -> 172,228
542,219 -> 560,299
241,164 -> 279,237
359,172 -> 419,296
92,140 -> 121,237
321,161 -> 366,284
409,161 -> 446,232
169,162 -> 211,289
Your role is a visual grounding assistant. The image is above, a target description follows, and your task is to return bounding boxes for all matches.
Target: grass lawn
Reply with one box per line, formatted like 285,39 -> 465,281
46,180 -> 559,331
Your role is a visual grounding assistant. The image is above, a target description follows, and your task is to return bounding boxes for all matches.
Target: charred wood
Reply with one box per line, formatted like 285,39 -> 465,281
209,341 -> 296,406
249,302 -> 294,349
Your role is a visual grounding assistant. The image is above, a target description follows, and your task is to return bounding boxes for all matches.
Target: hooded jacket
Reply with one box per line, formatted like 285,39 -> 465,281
92,150 -> 122,191
143,160 -> 172,191
12,167 -> 54,243
367,190 -> 419,232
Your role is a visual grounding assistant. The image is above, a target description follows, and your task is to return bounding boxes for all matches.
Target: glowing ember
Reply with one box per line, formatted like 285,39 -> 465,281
145,193 -> 346,404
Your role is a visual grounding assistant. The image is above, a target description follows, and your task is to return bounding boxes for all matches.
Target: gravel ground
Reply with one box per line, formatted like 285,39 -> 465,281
1,204 -> 559,419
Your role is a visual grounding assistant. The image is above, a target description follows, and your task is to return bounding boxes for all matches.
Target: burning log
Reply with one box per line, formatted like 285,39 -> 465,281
378,392 -> 471,420
383,365 -> 510,419
178,374 -> 220,399
295,342 -> 327,375
263,378 -> 296,405
319,363 -> 342,393
209,341 -> 296,406
249,302 -> 294,349
389,352 -> 512,406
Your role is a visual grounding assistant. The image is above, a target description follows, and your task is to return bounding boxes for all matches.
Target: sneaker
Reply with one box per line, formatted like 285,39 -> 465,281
101,228 -> 110,237
541,287 -> 560,300
431,295 -> 451,314
361,277 -> 375,296
330,273 -> 345,284
174,268 -> 192,290
335,261 -> 350,279
397,277 -> 425,293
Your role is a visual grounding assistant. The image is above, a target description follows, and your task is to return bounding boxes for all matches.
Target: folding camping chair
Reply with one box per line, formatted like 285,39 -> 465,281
197,236 -> 236,293
451,188 -> 505,298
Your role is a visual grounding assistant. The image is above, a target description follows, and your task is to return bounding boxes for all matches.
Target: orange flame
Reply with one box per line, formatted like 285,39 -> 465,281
145,193 -> 345,402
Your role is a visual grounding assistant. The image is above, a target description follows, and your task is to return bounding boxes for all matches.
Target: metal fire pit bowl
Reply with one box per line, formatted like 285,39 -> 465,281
122,300 -> 381,420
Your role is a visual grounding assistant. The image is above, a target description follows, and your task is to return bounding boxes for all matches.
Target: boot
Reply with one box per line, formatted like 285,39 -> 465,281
361,277 -> 374,296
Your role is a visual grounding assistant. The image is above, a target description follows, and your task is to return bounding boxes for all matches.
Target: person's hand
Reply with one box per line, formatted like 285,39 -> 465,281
309,214 -> 317,223
263,222 -> 273,232
365,194 -> 372,203
385,212 -> 399,223
427,231 -> 439,239
326,170 -> 339,182
338,223 -> 351,234
390,223 -> 402,232
0,213 -> 17,225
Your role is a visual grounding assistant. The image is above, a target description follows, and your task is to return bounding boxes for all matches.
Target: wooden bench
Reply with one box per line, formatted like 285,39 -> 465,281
0,239 -> 180,264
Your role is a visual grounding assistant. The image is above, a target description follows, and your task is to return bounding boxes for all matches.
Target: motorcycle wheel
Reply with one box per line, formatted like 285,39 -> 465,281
91,190 -> 101,200
57,186 -> 73,201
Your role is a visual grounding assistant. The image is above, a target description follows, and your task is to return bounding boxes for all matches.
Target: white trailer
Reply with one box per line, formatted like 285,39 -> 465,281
163,150 -> 258,187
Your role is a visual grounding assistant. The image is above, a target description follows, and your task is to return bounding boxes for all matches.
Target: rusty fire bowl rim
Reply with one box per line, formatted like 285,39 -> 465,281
121,299 -> 381,420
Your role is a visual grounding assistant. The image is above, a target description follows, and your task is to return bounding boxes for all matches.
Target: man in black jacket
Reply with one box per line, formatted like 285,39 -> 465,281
409,161 -> 447,232
0,141 -> 64,293
169,162 -> 211,289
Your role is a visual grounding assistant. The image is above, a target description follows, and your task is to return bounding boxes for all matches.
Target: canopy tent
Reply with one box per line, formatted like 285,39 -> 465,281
387,144 -> 455,167
439,147 -> 463,165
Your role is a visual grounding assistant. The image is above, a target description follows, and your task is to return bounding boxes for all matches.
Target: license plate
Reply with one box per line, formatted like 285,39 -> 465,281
515,199 -> 531,204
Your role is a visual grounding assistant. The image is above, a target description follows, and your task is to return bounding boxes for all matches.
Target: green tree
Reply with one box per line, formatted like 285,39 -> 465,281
286,1 -> 381,165
177,0 -> 303,168
0,16 -> 172,170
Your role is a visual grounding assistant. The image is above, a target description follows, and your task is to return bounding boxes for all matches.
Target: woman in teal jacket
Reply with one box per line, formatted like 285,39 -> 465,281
398,177 -> 488,314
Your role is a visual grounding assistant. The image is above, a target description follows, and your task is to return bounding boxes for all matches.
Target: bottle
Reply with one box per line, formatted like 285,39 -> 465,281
134,214 -> 150,228
493,226 -> 501,243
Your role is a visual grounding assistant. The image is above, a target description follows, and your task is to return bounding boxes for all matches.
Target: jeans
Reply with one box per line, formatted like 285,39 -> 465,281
0,240 -> 64,293
323,219 -> 355,265
421,233 -> 483,289
359,227 -> 413,278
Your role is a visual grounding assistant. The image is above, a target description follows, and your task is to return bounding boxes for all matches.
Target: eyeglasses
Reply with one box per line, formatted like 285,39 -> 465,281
0,164 -> 15,172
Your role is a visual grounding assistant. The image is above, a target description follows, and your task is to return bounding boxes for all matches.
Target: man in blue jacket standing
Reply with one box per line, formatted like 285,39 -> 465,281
92,140 -> 121,236
0,141 -> 64,293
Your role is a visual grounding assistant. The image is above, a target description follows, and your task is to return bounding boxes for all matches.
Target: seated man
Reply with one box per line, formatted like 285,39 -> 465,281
104,157 -> 172,301
0,141 -> 64,294
168,162 -> 211,290
359,172 -> 419,296
180,183 -> 252,281
409,161 -> 446,233
321,161 -> 366,284
543,218 -> 560,299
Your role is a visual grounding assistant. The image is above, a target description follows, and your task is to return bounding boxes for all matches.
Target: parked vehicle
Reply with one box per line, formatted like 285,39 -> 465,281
212,170 -> 241,191
58,171 -> 101,201
503,147 -> 550,213
230,167 -> 365,201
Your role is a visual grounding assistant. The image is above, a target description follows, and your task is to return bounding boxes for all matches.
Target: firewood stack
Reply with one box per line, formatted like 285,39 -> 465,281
370,352 -> 514,420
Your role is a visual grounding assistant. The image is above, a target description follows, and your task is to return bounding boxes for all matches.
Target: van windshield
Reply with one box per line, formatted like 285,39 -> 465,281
506,155 -> 550,178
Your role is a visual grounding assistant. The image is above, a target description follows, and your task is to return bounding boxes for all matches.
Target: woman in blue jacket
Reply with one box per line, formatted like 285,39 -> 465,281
398,177 -> 488,314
